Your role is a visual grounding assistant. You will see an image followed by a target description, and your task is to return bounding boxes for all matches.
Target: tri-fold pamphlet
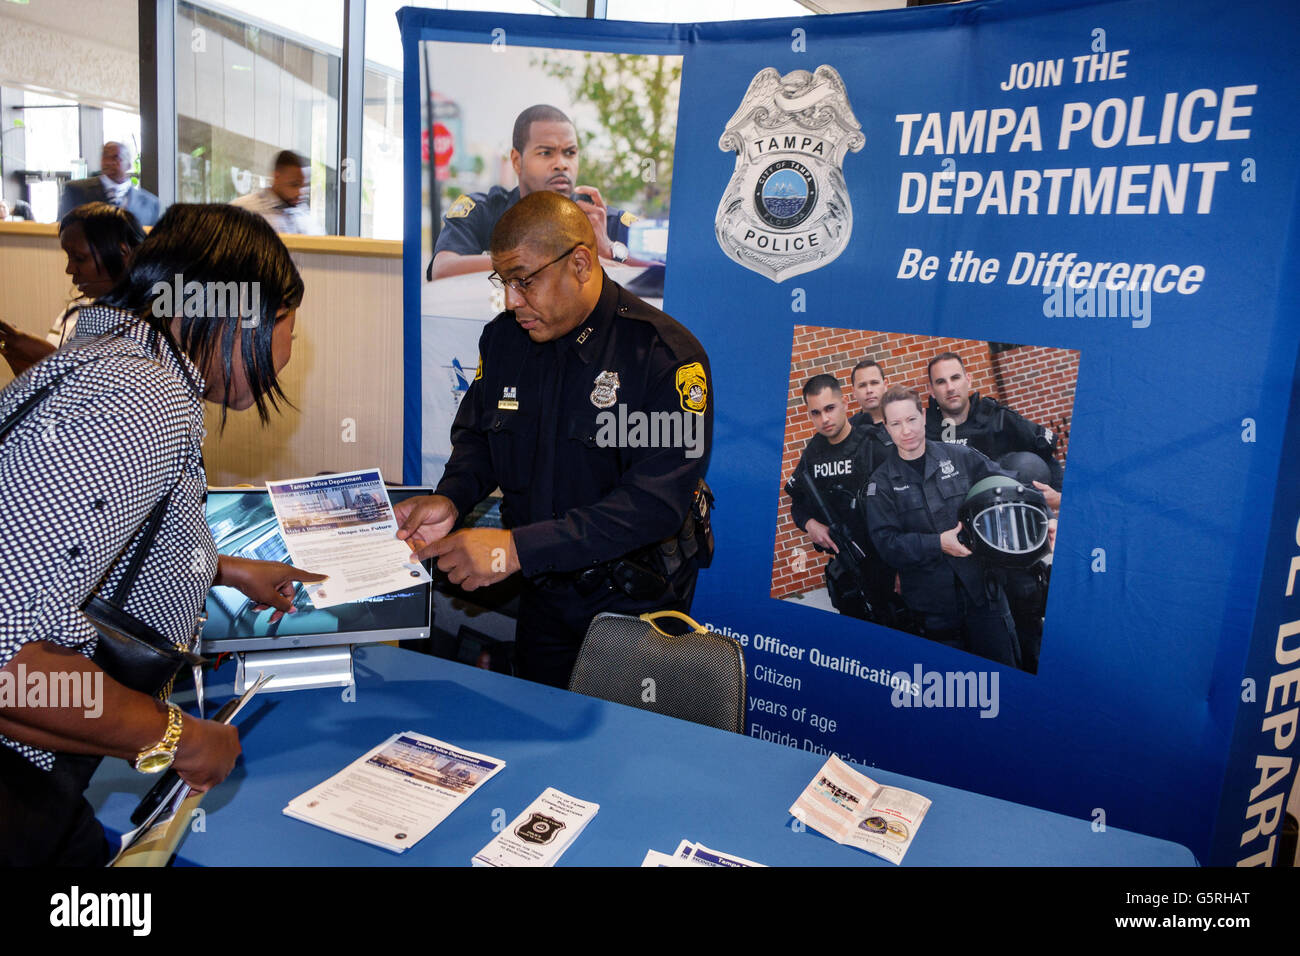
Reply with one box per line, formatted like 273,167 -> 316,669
472,788 -> 599,866
284,732 -> 504,853
789,755 -> 931,864
265,468 -> 430,609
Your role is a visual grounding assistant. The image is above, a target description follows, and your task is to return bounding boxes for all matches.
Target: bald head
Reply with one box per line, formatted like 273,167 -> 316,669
490,190 -> 596,260
488,191 -> 603,343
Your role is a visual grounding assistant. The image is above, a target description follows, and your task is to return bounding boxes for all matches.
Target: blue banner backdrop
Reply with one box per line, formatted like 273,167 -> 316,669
401,0 -> 1300,865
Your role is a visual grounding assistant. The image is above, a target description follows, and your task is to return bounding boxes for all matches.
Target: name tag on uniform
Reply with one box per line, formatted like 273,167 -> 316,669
498,386 -> 519,411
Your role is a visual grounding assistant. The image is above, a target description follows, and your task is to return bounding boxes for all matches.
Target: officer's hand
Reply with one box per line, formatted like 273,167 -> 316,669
572,186 -> 614,259
1032,481 -> 1061,512
394,494 -> 459,561
428,528 -> 519,591
804,519 -> 839,554
941,523 -> 972,557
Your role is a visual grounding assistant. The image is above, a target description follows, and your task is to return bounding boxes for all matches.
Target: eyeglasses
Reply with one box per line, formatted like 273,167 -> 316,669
488,243 -> 582,295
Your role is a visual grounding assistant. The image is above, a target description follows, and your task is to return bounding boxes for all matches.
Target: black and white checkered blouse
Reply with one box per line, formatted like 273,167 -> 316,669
0,306 -> 218,770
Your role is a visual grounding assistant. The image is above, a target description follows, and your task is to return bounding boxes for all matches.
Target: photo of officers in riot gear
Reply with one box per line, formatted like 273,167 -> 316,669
775,329 -> 1078,673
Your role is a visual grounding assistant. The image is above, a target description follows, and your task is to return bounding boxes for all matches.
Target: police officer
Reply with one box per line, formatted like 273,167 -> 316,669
866,387 -> 1021,667
397,191 -> 712,687
428,105 -> 644,280
926,351 -> 1061,671
847,358 -> 895,462
785,374 -> 894,623
925,351 -> 1062,488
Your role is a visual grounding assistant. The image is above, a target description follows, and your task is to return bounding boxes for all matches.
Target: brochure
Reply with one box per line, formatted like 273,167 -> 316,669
638,839 -> 766,867
284,732 -> 505,853
265,468 -> 431,608
472,788 -> 599,866
789,755 -> 931,864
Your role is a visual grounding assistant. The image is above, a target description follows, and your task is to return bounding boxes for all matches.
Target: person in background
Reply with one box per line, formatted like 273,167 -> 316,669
230,150 -> 322,236
0,197 -> 36,221
0,204 -> 324,865
0,203 -> 145,377
58,141 -> 161,227
429,105 -> 645,280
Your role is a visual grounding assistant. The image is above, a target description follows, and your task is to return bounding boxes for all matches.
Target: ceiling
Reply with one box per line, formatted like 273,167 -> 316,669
0,0 -> 138,54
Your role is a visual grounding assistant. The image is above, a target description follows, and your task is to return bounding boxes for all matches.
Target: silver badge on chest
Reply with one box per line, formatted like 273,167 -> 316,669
590,370 -> 620,409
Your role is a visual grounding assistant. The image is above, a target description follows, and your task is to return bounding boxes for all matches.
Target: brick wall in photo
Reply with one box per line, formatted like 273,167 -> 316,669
771,327 -> 1079,600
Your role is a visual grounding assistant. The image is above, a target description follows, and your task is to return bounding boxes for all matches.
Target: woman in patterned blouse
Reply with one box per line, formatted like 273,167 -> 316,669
0,204 -> 321,865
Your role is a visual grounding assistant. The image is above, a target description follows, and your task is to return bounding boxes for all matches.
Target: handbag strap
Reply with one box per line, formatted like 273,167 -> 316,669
1,353 -> 189,610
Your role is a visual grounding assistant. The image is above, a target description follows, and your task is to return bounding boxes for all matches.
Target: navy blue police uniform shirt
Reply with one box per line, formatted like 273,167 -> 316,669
925,392 -> 1063,489
435,186 -> 636,257
865,442 -> 1008,615
847,412 -> 895,466
434,272 -> 711,576
787,426 -> 882,546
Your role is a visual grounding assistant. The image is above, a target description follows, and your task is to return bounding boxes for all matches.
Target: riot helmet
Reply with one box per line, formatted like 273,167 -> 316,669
958,474 -> 1051,567
997,451 -> 1053,488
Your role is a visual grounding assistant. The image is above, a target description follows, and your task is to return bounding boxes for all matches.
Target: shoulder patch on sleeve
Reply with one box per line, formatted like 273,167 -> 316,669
675,362 -> 708,414
446,194 -> 476,219
619,210 -> 638,228
474,355 -> 483,381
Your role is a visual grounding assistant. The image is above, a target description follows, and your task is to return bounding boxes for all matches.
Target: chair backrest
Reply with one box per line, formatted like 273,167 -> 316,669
567,610 -> 746,733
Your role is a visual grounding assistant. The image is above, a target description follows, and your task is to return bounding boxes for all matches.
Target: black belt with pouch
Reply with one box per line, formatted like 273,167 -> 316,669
570,479 -> 715,601
0,359 -> 203,699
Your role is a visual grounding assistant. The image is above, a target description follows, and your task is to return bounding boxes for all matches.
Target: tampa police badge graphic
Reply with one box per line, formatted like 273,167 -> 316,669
715,65 -> 864,282
516,813 -> 566,845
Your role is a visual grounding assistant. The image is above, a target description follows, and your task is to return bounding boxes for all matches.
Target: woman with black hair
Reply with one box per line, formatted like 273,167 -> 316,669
0,203 -> 323,865
0,202 -> 147,376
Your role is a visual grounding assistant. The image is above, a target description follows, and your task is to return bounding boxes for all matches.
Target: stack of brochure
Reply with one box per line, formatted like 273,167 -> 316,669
472,788 -> 599,866
284,731 -> 505,853
641,840 -> 766,867
789,755 -> 931,864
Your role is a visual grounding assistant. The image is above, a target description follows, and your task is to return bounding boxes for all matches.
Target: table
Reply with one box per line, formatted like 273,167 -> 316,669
87,645 -> 1196,866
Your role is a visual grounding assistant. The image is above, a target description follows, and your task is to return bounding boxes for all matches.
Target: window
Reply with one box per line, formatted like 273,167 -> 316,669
175,0 -> 344,233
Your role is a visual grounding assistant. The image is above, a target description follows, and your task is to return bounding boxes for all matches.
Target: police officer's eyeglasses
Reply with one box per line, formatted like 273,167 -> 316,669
488,243 -> 582,295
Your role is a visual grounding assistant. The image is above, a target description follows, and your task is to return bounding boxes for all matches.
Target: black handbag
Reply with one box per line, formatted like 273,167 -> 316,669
0,357 -> 204,699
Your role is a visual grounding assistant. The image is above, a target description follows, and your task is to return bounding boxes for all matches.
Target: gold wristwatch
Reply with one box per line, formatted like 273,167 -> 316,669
135,702 -> 184,774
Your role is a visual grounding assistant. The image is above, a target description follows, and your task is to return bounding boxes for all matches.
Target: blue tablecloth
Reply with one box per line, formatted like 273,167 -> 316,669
87,645 -> 1196,866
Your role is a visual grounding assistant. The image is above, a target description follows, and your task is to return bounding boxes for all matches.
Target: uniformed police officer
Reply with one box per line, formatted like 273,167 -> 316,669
925,351 -> 1062,488
847,358 -> 895,463
866,386 -> 1021,667
925,351 -> 1061,671
786,373 -> 895,623
397,191 -> 712,687
428,105 -> 647,280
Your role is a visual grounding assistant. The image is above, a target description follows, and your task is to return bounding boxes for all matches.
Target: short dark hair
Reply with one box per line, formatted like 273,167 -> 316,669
59,202 -> 146,287
274,150 -> 307,171
512,105 -> 574,154
881,385 -> 924,417
97,203 -> 305,426
801,373 -> 842,404
926,351 -> 965,384
851,359 -> 885,386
